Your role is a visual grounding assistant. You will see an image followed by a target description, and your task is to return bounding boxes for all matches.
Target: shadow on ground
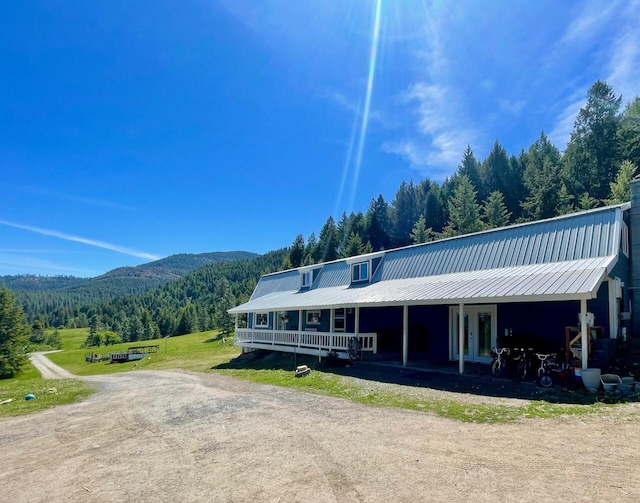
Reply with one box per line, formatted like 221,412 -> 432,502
214,350 -> 640,405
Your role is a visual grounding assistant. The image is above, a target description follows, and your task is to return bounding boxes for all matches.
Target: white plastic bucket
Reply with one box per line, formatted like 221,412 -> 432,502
581,368 -> 601,391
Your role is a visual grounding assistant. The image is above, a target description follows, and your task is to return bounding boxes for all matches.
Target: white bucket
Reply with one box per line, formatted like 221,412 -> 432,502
581,368 -> 601,391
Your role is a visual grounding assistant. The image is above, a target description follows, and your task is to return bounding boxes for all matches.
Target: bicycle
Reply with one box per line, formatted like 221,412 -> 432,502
512,347 -> 535,381
490,347 -> 510,378
535,352 -> 556,387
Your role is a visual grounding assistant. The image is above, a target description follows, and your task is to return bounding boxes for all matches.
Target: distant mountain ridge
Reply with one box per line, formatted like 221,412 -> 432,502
1,250 -> 259,295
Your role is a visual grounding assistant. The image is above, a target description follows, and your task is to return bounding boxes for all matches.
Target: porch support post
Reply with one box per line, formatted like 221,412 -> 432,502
608,278 -> 618,340
298,310 -> 302,331
234,314 -> 238,331
402,305 -> 409,366
580,298 -> 589,369
458,303 -> 465,374
355,307 -> 360,338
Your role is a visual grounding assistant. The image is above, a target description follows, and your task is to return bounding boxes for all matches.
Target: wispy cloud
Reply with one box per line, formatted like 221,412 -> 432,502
7,184 -> 136,211
0,219 -> 160,260
383,81 -> 477,175
548,0 -> 640,148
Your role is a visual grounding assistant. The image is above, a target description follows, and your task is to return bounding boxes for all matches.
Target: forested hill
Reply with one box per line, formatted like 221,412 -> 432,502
2,251 -> 257,293
3,250 -> 259,326
36,248 -> 288,341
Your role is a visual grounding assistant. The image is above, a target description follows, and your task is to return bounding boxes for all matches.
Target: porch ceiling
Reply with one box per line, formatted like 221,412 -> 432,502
228,256 -> 617,313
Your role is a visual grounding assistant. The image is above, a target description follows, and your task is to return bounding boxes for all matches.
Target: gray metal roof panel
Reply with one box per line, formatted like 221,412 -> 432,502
243,205 -> 623,304
229,256 -> 615,313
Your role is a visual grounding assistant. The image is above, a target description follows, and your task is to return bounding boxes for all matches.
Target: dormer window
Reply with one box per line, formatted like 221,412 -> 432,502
351,261 -> 369,283
301,271 -> 312,288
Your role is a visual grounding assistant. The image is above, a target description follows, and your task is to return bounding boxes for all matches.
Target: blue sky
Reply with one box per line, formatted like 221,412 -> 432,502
1,0 -> 639,278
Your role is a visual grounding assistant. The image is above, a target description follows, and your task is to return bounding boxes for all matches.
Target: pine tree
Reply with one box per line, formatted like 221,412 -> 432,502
618,97 -> 640,168
288,234 -> 305,268
521,132 -> 563,221
410,216 -> 434,244
457,146 -> 483,199
366,195 -> 391,251
608,160 -> 638,204
443,176 -> 483,237
483,191 -> 511,229
343,232 -> 366,258
0,287 -> 29,377
562,80 -> 622,200
317,216 -> 339,263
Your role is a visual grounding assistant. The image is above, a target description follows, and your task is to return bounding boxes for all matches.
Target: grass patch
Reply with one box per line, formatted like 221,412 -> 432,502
215,352 -> 618,423
0,362 -> 93,418
47,330 -> 240,376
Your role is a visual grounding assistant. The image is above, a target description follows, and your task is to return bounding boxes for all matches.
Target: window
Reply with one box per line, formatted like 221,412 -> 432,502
333,308 -> 345,332
255,312 -> 269,328
622,221 -> 629,257
306,310 -> 321,325
351,262 -> 369,283
301,271 -> 312,288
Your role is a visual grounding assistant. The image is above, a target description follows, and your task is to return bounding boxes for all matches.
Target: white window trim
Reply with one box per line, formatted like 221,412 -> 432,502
301,271 -> 312,288
351,261 -> 370,283
255,312 -> 269,328
622,221 -> 629,257
333,308 -> 345,332
306,310 -> 321,325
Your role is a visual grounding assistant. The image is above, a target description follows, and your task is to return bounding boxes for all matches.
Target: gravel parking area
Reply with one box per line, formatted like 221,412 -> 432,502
1,360 -> 639,502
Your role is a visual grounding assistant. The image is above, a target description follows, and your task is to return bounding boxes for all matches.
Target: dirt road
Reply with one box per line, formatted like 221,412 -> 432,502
29,351 -> 75,379
1,367 -> 639,502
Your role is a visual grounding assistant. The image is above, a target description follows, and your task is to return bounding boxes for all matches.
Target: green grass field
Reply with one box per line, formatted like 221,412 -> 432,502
47,329 -> 241,375
0,362 -> 92,418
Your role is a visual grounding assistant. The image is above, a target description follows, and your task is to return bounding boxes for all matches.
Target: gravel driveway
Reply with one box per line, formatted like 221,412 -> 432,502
1,361 -> 639,502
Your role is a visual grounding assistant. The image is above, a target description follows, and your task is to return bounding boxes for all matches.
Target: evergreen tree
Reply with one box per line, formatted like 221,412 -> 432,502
303,233 -> 318,265
457,146 -> 483,199
480,141 -> 510,203
562,80 -> 622,200
483,191 -> 511,229
0,287 -> 29,377
608,160 -> 638,204
618,97 -> 640,168
556,184 -> 575,215
366,195 -> 391,251
317,216 -> 339,263
391,181 -> 418,247
342,232 -> 366,258
288,234 -> 305,268
213,278 -> 235,334
443,176 -> 483,237
410,216 -> 434,244
521,132 -> 563,221
578,193 -> 599,210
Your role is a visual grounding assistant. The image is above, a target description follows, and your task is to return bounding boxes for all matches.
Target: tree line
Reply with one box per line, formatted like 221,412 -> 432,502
284,81 -> 640,266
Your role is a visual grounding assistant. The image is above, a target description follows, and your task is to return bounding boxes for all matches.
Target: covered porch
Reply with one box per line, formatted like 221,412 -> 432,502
230,257 -> 621,373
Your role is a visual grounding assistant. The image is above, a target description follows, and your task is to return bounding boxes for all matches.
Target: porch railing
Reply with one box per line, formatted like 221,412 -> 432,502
234,329 -> 377,354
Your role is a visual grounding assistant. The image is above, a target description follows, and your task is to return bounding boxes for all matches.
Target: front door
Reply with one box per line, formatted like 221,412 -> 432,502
450,305 -> 496,363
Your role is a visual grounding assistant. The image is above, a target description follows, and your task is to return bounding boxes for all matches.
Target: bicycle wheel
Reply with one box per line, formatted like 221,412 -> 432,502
491,359 -> 502,378
538,371 -> 553,388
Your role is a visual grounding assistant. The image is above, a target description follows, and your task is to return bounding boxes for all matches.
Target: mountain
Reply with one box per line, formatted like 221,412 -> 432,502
2,250 -> 260,324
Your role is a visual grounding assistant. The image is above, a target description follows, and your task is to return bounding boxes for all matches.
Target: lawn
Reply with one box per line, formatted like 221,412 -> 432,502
47,328 -> 241,376
0,362 -> 92,418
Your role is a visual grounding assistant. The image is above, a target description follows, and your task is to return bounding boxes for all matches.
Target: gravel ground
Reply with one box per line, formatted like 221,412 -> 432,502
1,358 -> 639,502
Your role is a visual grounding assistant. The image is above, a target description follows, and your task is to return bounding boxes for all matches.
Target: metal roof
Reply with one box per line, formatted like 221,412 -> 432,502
231,205 -> 625,313
228,256 -> 615,312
